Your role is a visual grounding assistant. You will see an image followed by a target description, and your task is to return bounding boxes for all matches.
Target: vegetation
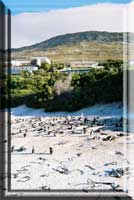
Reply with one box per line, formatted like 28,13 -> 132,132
46,60 -> 123,111
12,41 -> 125,63
0,60 -> 124,111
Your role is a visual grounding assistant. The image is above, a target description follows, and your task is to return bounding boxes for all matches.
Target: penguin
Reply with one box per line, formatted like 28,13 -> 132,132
23,133 -> 27,138
32,146 -> 35,154
83,127 -> 87,134
90,129 -> 94,136
11,146 -> 14,152
49,147 -> 53,155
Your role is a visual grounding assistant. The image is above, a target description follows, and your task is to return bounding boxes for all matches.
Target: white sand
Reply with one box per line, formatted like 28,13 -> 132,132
10,103 -> 134,197
11,102 -> 122,118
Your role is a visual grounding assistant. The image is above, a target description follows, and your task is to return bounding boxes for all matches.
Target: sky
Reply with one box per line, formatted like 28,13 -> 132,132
2,0 -> 133,48
3,0 -> 132,14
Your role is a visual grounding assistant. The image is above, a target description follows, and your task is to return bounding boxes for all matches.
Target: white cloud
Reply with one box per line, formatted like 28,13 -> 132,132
11,2 -> 134,48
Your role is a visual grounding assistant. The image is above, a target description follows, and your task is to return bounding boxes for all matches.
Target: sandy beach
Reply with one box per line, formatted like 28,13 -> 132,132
10,104 -> 134,196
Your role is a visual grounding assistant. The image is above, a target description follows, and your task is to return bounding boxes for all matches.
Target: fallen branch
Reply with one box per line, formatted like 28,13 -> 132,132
72,178 -> 120,190
84,165 -> 95,170
104,162 -> 117,166
52,166 -> 69,175
17,176 -> 30,182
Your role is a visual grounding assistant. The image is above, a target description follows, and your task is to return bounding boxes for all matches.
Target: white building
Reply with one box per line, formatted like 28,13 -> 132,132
128,60 -> 134,65
31,57 -> 51,67
11,60 -> 30,67
70,61 -> 98,68
10,66 -> 38,75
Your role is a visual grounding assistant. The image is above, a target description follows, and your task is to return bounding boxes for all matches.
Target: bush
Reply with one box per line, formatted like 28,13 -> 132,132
2,60 -> 123,111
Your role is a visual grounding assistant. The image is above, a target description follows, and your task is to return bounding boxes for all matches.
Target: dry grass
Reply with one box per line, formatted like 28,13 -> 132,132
12,41 -> 133,63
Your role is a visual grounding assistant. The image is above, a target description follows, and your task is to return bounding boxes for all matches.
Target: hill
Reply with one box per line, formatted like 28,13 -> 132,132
12,31 -> 134,62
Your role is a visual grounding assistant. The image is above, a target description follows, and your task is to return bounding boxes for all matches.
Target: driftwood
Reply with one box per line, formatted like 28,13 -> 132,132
17,176 -> 30,182
52,166 -> 69,175
52,166 -> 84,175
104,161 -> 117,166
73,178 -> 121,190
40,174 -> 49,177
84,165 -> 95,170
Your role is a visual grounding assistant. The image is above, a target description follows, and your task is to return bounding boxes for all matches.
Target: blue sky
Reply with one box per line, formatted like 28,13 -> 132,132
3,0 -> 132,14
3,0 -> 132,48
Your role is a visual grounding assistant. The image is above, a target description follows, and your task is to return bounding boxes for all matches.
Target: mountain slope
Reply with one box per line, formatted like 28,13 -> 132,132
13,31 -> 134,52
12,31 -> 134,62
